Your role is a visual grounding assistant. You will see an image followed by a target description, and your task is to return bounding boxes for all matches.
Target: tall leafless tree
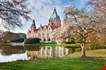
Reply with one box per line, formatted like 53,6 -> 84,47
0,0 -> 30,29
88,0 -> 106,13
64,7 -> 104,57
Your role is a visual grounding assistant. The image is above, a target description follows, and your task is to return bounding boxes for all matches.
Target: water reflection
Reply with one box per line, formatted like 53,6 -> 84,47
0,46 -> 25,55
0,45 -> 69,62
0,53 -> 27,62
0,45 -> 40,62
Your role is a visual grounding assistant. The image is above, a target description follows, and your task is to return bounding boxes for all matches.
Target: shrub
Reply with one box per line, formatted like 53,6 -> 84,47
65,44 -> 80,53
24,38 -> 41,44
90,43 -> 106,49
11,38 -> 24,43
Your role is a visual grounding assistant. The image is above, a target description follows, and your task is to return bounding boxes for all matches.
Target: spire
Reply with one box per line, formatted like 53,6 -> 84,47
49,8 -> 61,27
49,8 -> 60,21
31,19 -> 36,29
52,8 -> 58,18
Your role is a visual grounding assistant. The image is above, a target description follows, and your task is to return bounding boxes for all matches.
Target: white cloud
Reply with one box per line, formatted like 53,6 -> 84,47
5,0 -> 89,33
13,0 -> 72,33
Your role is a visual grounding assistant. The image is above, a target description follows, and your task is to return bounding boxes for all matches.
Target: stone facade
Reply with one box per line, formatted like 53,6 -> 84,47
27,8 -> 62,42
27,8 -> 80,43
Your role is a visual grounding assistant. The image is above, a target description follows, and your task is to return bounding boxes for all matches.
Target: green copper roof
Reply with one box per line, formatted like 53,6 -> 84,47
31,19 -> 36,29
49,8 -> 61,21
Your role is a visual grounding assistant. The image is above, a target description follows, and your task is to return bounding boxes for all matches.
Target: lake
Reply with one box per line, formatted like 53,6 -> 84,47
0,46 -> 28,62
0,45 -> 70,62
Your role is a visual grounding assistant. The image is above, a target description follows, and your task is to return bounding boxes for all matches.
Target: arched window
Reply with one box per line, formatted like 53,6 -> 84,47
48,38 -> 50,41
43,38 -> 46,41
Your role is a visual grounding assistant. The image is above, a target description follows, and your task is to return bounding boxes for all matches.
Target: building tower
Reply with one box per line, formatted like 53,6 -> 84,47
49,8 -> 61,28
31,19 -> 36,30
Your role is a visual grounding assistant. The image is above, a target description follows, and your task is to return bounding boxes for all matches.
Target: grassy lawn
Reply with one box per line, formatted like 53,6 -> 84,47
66,49 -> 106,59
0,49 -> 106,70
24,43 -> 80,48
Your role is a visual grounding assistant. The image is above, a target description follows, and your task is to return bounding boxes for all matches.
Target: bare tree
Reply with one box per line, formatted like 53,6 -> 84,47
0,0 -> 30,29
64,7 -> 104,57
88,0 -> 106,13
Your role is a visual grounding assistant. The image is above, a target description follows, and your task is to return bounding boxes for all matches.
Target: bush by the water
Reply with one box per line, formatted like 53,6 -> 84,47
11,38 -> 24,43
90,43 -> 106,49
65,43 -> 80,53
24,38 -> 41,44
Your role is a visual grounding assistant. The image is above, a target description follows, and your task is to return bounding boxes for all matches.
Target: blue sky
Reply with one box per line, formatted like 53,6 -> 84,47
14,0 -> 89,33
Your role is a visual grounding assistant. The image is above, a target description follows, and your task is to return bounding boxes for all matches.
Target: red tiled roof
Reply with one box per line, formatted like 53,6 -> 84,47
29,22 -> 60,33
31,29 -> 38,32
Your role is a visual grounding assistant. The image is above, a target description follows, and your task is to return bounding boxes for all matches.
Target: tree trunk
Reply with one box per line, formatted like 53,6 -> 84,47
81,43 -> 86,57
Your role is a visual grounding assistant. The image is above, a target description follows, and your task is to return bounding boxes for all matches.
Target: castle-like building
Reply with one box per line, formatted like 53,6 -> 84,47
27,9 -> 62,42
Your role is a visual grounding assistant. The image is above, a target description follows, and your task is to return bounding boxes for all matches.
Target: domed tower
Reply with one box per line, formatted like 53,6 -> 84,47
49,8 -> 61,28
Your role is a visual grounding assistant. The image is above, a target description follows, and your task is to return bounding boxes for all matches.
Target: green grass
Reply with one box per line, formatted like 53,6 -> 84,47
0,49 -> 106,70
24,43 -> 80,48
0,58 -> 106,70
1,43 -> 80,48
66,49 -> 106,59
